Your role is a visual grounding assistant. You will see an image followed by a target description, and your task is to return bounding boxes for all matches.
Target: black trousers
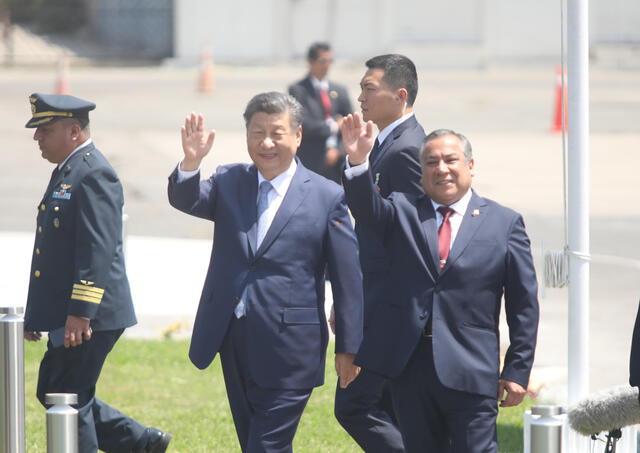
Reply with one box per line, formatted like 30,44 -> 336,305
37,329 -> 147,453
390,336 -> 498,453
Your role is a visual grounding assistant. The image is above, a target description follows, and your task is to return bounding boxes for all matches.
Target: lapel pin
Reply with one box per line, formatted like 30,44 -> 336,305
472,209 -> 480,217
374,172 -> 381,186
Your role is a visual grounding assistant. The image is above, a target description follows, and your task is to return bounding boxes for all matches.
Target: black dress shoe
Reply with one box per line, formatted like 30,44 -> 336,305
142,428 -> 172,453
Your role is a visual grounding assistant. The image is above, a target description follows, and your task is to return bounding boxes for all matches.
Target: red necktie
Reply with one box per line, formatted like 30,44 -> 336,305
437,206 -> 454,269
319,87 -> 332,119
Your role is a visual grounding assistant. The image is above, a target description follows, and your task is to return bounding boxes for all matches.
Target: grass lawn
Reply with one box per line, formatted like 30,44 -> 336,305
24,339 -> 530,452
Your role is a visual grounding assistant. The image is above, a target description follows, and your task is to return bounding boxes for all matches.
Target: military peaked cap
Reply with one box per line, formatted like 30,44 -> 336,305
25,93 -> 96,128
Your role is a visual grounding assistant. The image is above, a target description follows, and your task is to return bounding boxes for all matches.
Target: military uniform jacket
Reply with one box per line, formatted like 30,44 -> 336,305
25,143 -> 137,332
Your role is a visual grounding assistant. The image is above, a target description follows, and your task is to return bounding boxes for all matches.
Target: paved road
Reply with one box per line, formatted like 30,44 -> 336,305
1,61 -> 639,402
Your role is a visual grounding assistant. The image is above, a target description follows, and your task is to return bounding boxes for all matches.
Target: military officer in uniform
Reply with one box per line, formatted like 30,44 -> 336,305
23,93 -> 171,453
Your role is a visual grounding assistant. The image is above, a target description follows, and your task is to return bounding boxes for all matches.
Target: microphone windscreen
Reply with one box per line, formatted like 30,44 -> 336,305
568,385 -> 640,435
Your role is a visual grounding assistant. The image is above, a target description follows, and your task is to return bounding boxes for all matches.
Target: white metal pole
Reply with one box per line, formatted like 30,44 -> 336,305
566,0 -> 590,407
0,307 -> 25,453
566,0 -> 591,446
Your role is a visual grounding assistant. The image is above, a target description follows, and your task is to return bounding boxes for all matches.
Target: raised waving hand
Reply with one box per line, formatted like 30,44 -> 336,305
340,112 -> 375,166
181,112 -> 216,171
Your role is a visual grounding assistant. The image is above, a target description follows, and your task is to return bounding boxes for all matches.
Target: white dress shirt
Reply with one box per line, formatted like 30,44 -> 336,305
255,161 -> 297,246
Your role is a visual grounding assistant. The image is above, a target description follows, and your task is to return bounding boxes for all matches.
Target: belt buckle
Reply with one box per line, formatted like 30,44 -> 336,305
423,328 -> 432,338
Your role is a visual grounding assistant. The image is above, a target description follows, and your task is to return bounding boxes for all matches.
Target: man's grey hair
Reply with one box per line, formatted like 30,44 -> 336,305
420,129 -> 473,164
243,92 -> 304,129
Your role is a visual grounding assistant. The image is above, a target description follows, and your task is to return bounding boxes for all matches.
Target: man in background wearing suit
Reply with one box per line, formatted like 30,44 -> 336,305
341,122 -> 539,453
167,92 -> 363,453
333,54 -> 425,453
288,42 -> 352,183
23,93 -> 170,453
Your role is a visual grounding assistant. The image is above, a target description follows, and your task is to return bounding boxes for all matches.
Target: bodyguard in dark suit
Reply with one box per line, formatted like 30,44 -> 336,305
340,122 -> 539,453
167,92 -> 363,453
288,42 -> 352,183
23,93 -> 170,453
334,54 -> 426,453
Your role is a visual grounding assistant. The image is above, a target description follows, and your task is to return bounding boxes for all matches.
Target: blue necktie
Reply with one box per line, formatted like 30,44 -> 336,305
256,180 -> 273,248
235,180 -> 273,318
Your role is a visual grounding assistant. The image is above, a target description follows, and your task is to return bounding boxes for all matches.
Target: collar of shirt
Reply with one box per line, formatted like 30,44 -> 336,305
58,138 -> 93,170
311,76 -> 329,92
431,188 -> 473,221
257,159 -> 297,200
430,189 -> 473,249
376,112 -> 414,147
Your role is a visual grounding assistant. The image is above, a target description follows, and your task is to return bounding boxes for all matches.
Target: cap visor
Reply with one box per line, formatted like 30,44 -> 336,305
25,117 -> 55,128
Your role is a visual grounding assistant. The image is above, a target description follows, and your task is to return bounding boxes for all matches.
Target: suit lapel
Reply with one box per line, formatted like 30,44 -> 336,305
303,77 -> 325,118
252,164 -> 310,260
418,198 -> 441,277
243,166 -> 259,256
327,81 -> 340,115
440,191 -> 488,276
371,115 -> 418,170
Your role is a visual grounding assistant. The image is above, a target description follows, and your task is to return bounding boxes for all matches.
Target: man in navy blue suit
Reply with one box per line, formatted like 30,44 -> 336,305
333,54 -> 425,453
168,92 -> 363,453
340,119 -> 539,453
288,42 -> 352,183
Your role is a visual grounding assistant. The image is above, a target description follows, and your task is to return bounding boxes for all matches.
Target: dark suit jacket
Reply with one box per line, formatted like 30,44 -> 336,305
344,170 -> 539,398
168,161 -> 363,390
629,301 -> 640,386
356,115 -> 425,326
25,143 -> 137,332
288,76 -> 352,179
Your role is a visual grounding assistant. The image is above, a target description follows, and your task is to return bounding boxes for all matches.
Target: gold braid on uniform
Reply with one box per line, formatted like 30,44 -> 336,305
71,282 -> 104,304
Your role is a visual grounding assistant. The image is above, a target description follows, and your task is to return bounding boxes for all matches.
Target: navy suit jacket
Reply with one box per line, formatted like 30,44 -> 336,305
344,170 -> 539,398
288,76 -> 352,175
355,115 -> 425,326
168,162 -> 363,389
25,144 -> 137,333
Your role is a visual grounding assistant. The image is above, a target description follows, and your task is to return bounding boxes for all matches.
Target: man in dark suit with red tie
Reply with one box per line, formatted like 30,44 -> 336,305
340,121 -> 539,453
333,54 -> 425,453
288,42 -> 352,183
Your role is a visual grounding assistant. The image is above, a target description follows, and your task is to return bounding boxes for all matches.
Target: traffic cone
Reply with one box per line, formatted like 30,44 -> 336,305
550,64 -> 567,133
54,54 -> 70,95
198,45 -> 215,93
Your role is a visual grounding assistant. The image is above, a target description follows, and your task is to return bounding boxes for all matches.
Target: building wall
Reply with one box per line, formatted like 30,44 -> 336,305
87,0 -> 174,59
173,0 -> 640,65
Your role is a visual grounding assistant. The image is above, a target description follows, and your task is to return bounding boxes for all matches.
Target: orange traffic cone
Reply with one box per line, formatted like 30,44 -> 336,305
550,65 -> 567,133
54,54 -> 70,95
198,45 -> 215,93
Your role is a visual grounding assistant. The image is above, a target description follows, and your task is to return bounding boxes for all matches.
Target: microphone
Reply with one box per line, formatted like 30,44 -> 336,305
568,385 -> 640,435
